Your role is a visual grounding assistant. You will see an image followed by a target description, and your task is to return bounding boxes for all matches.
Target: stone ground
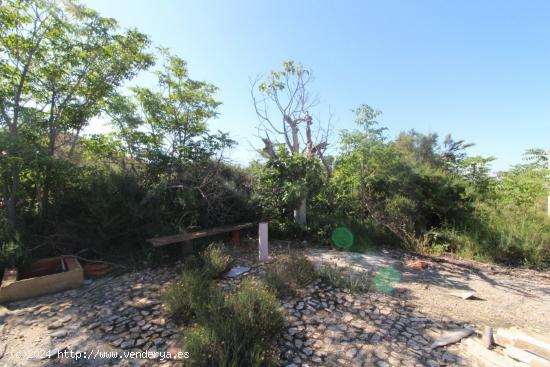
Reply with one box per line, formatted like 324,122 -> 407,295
0,241 -> 549,366
0,268 -> 181,366
305,248 -> 550,333
278,281 -> 468,367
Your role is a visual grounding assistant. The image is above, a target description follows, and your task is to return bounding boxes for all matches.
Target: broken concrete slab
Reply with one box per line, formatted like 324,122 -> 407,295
449,291 -> 483,300
225,265 -> 250,278
50,330 -> 68,338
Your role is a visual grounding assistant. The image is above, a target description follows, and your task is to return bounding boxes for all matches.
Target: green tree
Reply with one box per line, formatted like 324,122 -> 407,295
333,105 -> 473,248
252,61 -> 330,227
497,149 -> 549,208
253,146 -> 323,226
109,51 -> 239,227
0,0 -> 152,228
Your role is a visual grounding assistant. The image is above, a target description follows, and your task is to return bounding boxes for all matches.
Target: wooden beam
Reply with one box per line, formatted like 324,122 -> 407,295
462,338 -> 526,367
494,328 -> 550,361
147,223 -> 255,247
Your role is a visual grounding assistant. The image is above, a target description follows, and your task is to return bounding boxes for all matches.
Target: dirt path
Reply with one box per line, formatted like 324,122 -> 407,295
306,248 -> 550,334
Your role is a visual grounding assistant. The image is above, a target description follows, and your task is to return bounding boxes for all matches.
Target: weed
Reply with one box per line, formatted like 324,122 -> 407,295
317,263 -> 371,293
201,242 -> 233,279
264,256 -> 316,296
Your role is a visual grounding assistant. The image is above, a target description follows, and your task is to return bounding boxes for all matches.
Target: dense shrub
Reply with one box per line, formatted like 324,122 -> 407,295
180,279 -> 285,367
0,237 -> 25,270
162,268 -> 212,324
184,326 -> 220,366
264,256 -> 316,296
200,242 -> 233,279
429,203 -> 550,267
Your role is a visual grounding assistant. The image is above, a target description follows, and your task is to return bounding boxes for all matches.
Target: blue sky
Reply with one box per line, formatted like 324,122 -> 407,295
83,0 -> 550,171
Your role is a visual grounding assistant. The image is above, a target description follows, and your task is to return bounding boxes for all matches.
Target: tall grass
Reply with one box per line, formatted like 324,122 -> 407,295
429,201 -> 550,267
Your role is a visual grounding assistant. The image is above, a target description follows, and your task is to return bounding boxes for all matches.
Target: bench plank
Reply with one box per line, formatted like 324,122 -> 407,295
147,222 -> 255,247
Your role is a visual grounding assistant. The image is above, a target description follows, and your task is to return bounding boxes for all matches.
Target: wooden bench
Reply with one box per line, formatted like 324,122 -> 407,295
147,222 -> 255,247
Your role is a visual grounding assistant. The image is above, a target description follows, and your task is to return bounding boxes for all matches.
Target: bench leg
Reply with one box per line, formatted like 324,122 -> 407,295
231,230 -> 240,246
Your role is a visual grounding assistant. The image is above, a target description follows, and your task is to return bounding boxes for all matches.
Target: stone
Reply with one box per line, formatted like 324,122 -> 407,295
135,339 -> 147,348
345,348 -> 358,358
120,339 -> 135,349
47,321 -> 63,330
225,266 -> 250,278
50,330 -> 68,338
59,315 -> 72,323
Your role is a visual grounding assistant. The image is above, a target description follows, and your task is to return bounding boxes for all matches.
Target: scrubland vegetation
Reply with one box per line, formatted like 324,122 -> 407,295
1,0 -> 549,274
163,245 -> 285,366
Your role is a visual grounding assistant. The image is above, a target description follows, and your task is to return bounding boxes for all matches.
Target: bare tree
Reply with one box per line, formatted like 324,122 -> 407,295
251,60 -> 331,226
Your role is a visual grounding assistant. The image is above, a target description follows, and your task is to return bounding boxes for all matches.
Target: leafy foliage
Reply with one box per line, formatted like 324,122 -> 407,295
328,104 -> 549,266
252,146 -> 324,227
0,2 -> 255,262
1,0 -> 548,276
0,237 -> 25,270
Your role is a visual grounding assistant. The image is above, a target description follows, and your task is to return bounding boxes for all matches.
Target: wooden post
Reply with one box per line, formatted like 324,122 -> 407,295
231,230 -> 240,246
482,326 -> 494,349
258,222 -> 268,262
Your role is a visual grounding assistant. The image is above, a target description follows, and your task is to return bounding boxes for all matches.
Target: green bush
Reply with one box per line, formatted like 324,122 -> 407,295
184,326 -> 220,366
264,256 -> 316,296
0,238 -> 25,270
431,202 -> 550,267
184,280 -> 284,367
162,268 -> 211,324
200,242 -> 233,279
163,243 -> 233,325
317,264 -> 371,293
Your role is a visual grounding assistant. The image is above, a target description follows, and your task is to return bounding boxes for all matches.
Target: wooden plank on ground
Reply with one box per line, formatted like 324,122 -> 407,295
503,346 -> 550,367
494,328 -> 550,361
463,338 -> 527,367
147,223 -> 255,247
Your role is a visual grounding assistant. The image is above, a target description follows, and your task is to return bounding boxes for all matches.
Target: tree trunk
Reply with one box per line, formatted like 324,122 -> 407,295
41,122 -> 57,222
294,196 -> 307,227
7,124 -> 19,229
7,180 -> 17,229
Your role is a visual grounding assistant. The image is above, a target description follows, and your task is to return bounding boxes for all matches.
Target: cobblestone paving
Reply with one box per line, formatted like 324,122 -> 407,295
1,262 -> 474,366
1,268 -> 181,366
278,281 -> 470,367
